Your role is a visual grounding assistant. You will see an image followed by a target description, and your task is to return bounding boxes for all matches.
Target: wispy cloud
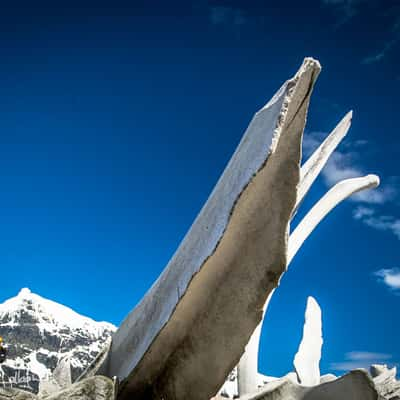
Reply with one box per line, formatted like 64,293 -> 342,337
347,351 -> 393,361
353,206 -> 374,219
321,0 -> 368,26
351,185 -> 396,205
353,207 -> 400,239
323,1 -> 399,64
375,268 -> 400,291
302,131 -> 324,156
362,37 -> 400,65
330,351 -> 393,371
362,7 -> 400,64
320,152 -> 364,187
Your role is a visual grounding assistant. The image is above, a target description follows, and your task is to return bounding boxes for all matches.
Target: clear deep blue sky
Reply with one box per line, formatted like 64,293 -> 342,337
0,0 -> 399,378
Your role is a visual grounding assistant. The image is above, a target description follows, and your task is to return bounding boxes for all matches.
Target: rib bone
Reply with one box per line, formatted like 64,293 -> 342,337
295,111 -> 352,213
289,174 -> 379,263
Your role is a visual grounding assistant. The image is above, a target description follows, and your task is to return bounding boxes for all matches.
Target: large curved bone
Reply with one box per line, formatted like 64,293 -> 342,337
236,174 -> 379,396
98,58 -> 321,400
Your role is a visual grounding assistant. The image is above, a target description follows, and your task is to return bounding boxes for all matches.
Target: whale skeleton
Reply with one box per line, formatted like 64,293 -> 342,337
235,110 -> 356,395
89,58 -> 379,400
236,173 -> 378,395
235,111 -> 378,396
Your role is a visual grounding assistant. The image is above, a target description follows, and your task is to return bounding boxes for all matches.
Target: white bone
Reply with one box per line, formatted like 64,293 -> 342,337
289,174 -> 379,264
295,111 -> 352,213
294,296 -> 323,386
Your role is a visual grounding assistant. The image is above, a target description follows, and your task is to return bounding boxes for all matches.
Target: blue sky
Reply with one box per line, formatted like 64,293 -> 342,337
0,0 -> 399,378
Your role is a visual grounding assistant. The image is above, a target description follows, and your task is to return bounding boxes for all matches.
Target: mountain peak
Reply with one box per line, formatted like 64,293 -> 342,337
18,287 -> 32,298
0,289 -> 116,333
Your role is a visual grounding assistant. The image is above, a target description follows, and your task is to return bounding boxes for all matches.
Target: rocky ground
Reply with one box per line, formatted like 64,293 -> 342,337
0,289 -> 399,400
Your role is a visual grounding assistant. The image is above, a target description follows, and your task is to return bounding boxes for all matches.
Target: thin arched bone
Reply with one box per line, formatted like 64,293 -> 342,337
237,174 -> 379,396
295,111 -> 352,214
288,174 -> 379,264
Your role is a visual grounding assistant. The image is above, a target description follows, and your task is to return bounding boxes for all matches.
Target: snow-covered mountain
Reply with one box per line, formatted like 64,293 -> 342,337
0,288 -> 116,393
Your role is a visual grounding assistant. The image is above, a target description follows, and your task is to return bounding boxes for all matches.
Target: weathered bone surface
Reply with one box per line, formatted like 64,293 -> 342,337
371,364 -> 400,399
219,368 -> 238,398
371,364 -> 390,378
239,370 -> 379,400
98,58 -> 321,400
77,339 -> 112,382
293,296 -> 323,386
0,387 -> 36,400
53,357 -> 72,389
39,356 -> 72,397
44,377 -> 115,400
320,374 -> 337,384
2,377 -> 115,400
39,378 -> 61,398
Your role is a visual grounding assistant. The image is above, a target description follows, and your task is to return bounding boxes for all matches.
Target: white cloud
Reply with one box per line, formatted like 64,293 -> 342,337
375,268 -> 400,290
347,351 -> 392,361
322,153 -> 393,205
353,207 -> 400,239
362,37 -> 400,65
302,131 -> 324,156
353,206 -> 374,220
303,131 -> 394,205
352,139 -> 369,147
304,130 -> 399,240
330,361 -> 371,370
321,151 -> 363,186
302,132 -> 362,187
365,217 -> 400,239
330,351 -> 393,372
351,185 -> 396,205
